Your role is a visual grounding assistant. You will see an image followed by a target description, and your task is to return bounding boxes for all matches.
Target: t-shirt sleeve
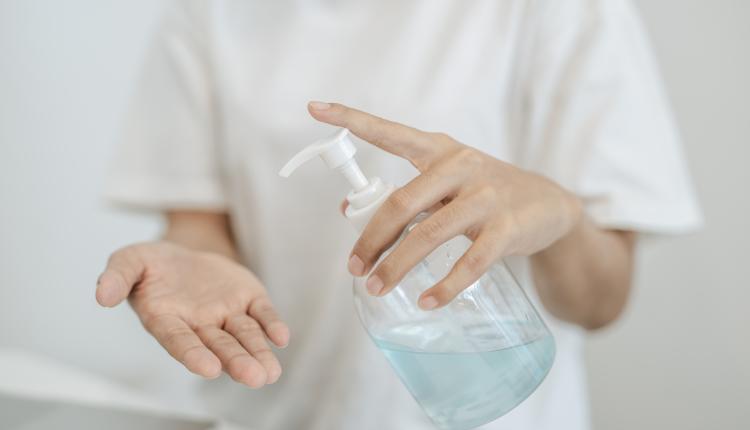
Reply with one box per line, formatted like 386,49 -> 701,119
104,0 -> 226,211
516,0 -> 702,234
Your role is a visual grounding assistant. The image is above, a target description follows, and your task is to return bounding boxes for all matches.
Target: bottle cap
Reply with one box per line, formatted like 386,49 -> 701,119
279,128 -> 369,191
280,128 -> 395,231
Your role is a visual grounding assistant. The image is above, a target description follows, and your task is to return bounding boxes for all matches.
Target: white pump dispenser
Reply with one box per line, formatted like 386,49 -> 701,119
279,128 -> 395,231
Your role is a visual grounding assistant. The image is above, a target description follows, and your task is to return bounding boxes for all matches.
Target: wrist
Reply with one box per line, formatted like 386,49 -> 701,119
163,213 -> 240,261
163,234 -> 240,261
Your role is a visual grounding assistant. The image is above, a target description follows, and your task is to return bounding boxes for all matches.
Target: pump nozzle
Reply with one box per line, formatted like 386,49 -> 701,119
280,127 -> 395,231
279,128 -> 369,191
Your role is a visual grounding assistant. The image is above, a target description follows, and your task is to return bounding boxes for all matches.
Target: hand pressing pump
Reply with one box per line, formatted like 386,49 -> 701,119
280,128 -> 555,430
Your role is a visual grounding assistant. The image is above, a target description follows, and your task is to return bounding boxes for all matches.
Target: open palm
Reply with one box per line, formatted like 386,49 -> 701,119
96,241 -> 289,388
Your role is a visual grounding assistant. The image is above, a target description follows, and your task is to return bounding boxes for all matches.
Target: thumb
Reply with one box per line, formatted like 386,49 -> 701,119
96,245 -> 147,307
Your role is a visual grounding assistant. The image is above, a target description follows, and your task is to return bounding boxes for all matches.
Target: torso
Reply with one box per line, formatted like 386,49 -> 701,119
195,1 -> 588,429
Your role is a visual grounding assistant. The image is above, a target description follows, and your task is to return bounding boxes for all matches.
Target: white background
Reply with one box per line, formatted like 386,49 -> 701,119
1,1 -> 748,428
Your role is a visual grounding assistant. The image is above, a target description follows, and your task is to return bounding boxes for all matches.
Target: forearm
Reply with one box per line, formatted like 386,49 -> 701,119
530,216 -> 636,330
163,211 -> 240,261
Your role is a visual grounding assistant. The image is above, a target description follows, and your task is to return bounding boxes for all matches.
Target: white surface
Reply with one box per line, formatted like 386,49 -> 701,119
0,1 -> 747,430
0,348 -> 251,430
0,0 -> 205,415
0,348 -> 219,423
0,348 -> 166,412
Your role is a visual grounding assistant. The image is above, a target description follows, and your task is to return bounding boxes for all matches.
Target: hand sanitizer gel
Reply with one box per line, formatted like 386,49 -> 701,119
280,129 -> 555,430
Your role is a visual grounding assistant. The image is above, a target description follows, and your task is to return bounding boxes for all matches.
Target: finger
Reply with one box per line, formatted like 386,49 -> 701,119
225,315 -> 283,384
418,233 -> 505,310
367,198 -> 484,296
248,296 -> 290,348
143,314 -> 222,379
340,199 -> 349,216
308,101 -> 447,169
196,325 -> 268,388
96,245 -> 146,307
349,165 -> 465,277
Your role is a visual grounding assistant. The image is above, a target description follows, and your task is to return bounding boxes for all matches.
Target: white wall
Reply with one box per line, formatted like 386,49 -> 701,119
0,0 -> 202,412
587,1 -> 750,429
1,0 -> 747,427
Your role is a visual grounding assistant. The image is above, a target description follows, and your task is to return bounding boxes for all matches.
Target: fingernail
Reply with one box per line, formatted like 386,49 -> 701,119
366,275 -> 384,296
419,296 -> 439,310
309,101 -> 331,111
348,255 -> 365,276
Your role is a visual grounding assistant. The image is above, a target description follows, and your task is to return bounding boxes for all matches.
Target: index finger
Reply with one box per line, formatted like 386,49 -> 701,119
307,101 -> 443,169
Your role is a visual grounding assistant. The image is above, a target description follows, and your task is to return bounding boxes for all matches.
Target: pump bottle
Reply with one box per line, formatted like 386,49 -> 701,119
280,128 -> 555,430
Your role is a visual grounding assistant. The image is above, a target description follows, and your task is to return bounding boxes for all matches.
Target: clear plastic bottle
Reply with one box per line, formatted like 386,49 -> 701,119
355,214 -> 554,429
281,129 -> 555,430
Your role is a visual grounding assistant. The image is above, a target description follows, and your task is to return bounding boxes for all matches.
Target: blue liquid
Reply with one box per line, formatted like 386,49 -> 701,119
374,328 -> 555,430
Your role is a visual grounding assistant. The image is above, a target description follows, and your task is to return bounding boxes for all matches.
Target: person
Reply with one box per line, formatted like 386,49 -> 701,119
95,1 -> 701,429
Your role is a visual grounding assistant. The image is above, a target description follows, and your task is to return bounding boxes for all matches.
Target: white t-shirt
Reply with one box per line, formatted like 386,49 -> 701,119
106,1 -> 702,429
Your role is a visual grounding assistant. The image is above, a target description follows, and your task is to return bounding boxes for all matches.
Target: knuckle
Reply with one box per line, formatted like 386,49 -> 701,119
179,344 -> 205,360
386,188 -> 414,214
353,238 -> 376,262
473,185 -> 499,205
250,344 -> 272,355
326,103 -> 348,119
486,217 -> 519,253
163,326 -> 193,346
429,131 -> 454,144
114,268 -> 136,286
493,219 -> 517,244
412,219 -> 444,244
369,123 -> 391,146
418,171 -> 442,189
239,322 -> 263,337
460,251 -> 490,277
193,325 -> 214,339
453,147 -> 484,167
444,201 -> 473,223
373,259 -> 397,283
431,284 -> 459,305
227,316 -> 261,335
211,338 -> 237,351
249,298 -> 274,316
226,353 -> 249,367
414,132 -> 457,168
